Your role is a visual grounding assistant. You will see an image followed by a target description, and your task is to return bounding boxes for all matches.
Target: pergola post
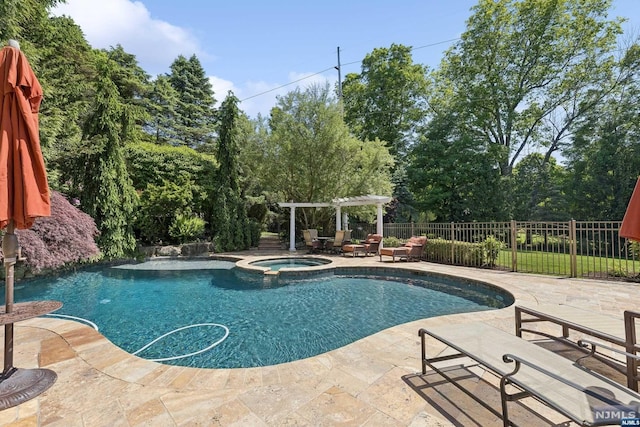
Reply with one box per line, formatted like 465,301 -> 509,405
335,206 -> 342,231
289,206 -> 296,251
376,203 -> 384,248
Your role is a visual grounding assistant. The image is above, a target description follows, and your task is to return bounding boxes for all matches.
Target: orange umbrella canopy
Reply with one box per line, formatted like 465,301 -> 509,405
0,45 -> 50,230
620,177 -> 640,242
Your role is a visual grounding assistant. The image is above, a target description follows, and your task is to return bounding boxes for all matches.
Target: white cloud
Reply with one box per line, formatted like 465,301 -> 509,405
51,0 -> 207,76
50,0 -> 339,119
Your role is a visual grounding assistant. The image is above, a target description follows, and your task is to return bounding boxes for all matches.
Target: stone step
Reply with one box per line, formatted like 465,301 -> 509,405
257,235 -> 283,250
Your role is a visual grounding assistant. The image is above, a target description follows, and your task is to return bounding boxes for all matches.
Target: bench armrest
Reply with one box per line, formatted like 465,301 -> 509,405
502,353 -> 585,391
577,339 -> 640,364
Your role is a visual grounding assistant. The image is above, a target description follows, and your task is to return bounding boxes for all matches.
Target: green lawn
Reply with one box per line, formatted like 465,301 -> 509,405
495,249 -> 640,277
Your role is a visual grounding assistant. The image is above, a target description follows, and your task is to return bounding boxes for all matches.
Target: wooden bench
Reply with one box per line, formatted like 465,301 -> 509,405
515,304 -> 640,391
419,322 -> 640,426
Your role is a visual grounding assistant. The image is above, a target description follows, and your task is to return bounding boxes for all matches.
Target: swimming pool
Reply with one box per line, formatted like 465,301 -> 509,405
7,260 -> 513,368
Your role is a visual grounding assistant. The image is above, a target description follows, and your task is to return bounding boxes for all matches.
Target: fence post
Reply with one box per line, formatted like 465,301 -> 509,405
511,220 -> 517,272
450,222 -> 455,264
411,221 -> 415,237
570,219 -> 577,278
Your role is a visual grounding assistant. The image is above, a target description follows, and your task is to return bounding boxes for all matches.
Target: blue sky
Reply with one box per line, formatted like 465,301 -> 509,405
52,0 -> 639,118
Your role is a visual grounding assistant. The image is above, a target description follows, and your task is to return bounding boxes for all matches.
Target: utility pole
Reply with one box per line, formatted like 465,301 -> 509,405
335,46 -> 342,100
335,46 -> 343,116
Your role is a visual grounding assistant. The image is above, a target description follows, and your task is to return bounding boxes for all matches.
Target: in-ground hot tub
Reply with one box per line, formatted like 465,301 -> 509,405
248,256 -> 332,271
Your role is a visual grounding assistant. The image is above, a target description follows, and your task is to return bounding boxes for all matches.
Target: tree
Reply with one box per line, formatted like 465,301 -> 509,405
408,111 -> 503,222
211,92 -> 251,251
265,83 -> 393,229
342,44 -> 428,159
511,153 -> 569,220
436,0 -> 623,178
342,44 -> 427,222
144,75 -> 180,145
563,44 -> 640,220
168,54 -> 217,148
71,52 -> 138,258
0,0 -> 62,55
103,45 -> 151,143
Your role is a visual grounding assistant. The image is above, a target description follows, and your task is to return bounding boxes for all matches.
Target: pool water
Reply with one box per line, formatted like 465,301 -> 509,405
7,263 -> 513,368
249,257 -> 331,271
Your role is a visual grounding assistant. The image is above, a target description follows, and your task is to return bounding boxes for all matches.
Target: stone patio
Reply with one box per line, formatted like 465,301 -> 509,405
1,252 -> 639,426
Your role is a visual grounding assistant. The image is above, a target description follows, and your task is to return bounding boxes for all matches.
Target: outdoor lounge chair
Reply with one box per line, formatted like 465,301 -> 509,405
363,233 -> 382,255
515,304 -> 640,391
324,230 -> 346,253
303,229 -> 320,253
342,233 -> 382,257
419,322 -> 640,426
379,236 -> 426,262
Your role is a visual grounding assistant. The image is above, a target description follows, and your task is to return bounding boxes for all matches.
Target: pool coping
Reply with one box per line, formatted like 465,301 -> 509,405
2,252 -> 639,425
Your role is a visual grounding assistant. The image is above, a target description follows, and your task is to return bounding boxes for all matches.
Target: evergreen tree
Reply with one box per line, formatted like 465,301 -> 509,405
212,92 -> 250,251
145,75 -> 180,145
74,52 -> 138,258
168,55 -> 217,148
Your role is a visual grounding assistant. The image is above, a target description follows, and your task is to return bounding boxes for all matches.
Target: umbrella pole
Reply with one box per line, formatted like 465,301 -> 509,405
2,219 -> 17,378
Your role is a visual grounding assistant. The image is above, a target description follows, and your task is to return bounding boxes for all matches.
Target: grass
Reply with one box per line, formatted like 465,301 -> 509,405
495,249 -> 640,278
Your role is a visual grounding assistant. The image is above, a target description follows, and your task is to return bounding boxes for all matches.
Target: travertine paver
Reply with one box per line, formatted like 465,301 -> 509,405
1,252 -> 639,426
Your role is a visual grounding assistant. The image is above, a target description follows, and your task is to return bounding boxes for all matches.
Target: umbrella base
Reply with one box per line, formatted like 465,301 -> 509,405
0,367 -> 57,410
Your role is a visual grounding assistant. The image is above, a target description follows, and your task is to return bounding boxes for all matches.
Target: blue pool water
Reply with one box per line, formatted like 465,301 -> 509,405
249,257 -> 331,271
6,261 -> 513,368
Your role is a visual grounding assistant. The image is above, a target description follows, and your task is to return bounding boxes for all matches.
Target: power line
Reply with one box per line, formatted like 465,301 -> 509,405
239,37 -> 461,103
240,67 -> 335,102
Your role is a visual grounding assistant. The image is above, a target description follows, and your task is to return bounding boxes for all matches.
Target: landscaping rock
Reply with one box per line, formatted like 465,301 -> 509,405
157,246 -> 181,257
181,242 -> 214,256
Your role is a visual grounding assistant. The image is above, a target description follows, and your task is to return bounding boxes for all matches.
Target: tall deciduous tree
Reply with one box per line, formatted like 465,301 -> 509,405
265,83 -> 393,229
408,112 -> 503,222
342,43 -> 428,160
563,44 -> 640,220
72,52 -> 138,258
168,54 -> 217,148
511,153 -> 568,221
436,0 -> 622,178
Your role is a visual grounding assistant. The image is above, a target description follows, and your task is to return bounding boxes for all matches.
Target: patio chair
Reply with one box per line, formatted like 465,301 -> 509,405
343,229 -> 352,245
379,236 -> 426,262
325,230 -> 346,254
363,234 -> 382,256
303,229 -> 320,253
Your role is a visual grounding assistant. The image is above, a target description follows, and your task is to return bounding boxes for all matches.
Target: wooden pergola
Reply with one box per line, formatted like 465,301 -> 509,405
278,195 -> 392,252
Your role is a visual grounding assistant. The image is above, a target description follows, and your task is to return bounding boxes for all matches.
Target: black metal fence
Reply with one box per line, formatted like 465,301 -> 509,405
350,221 -> 639,280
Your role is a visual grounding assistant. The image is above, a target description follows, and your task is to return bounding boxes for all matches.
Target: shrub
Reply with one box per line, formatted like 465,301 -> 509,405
0,192 -> 100,274
169,214 -> 206,244
629,240 -> 640,261
482,235 -> 506,267
383,236 -> 402,247
425,238 -> 484,266
136,175 -> 195,244
248,220 -> 262,247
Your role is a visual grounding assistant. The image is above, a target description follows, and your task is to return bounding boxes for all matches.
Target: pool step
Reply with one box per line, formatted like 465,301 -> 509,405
258,235 -> 284,251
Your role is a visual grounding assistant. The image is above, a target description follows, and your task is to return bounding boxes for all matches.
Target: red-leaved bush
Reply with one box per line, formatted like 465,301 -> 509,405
1,191 -> 100,273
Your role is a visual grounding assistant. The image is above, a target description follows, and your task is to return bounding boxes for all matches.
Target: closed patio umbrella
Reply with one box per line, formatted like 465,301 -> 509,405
620,177 -> 640,242
0,41 -> 61,409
